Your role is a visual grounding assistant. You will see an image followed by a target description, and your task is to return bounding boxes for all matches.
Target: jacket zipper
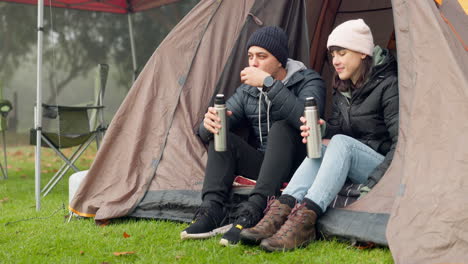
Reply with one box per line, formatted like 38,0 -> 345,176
345,96 -> 352,134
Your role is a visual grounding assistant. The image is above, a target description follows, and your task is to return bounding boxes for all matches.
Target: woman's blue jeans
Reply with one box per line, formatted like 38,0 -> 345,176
282,134 -> 384,212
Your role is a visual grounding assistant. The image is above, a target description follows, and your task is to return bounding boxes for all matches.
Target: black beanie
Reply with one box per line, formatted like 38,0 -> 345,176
247,26 -> 289,67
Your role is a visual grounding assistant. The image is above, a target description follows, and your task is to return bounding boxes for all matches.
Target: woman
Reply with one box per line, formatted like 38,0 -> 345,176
239,19 -> 399,252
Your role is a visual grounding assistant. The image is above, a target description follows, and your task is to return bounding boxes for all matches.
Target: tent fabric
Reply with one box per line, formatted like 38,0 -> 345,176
70,0 -> 252,219
386,0 -> 468,263
440,0 -> 468,51
318,210 -> 389,246
68,0 -> 468,262
70,0 -> 311,220
129,0 -> 311,221
1,0 -> 182,13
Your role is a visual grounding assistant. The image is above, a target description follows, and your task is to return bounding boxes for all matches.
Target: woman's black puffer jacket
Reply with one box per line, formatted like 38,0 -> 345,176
324,47 -> 399,188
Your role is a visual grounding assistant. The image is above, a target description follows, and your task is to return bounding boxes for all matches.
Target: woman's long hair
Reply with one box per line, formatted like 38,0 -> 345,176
329,46 -> 373,92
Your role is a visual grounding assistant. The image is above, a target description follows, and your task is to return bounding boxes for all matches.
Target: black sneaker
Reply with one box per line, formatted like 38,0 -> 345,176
219,201 -> 262,246
180,203 -> 228,240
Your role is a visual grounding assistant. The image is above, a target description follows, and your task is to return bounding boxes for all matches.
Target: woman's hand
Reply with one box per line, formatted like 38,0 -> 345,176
203,107 -> 232,134
300,116 -> 324,144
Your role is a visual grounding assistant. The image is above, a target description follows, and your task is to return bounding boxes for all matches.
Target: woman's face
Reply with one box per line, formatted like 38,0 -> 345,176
330,49 -> 367,84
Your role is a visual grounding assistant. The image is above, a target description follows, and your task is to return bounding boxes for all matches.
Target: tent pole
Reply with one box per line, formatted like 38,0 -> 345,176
35,0 -> 44,211
127,13 -> 138,81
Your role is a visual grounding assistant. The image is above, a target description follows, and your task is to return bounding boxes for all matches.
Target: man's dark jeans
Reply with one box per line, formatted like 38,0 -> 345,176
201,120 -> 307,210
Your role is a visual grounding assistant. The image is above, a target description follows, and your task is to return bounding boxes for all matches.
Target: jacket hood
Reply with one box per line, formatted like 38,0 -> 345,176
349,46 -> 397,98
370,46 -> 397,80
283,58 -> 307,84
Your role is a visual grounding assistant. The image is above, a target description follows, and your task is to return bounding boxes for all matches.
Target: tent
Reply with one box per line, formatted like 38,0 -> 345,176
69,0 -> 468,262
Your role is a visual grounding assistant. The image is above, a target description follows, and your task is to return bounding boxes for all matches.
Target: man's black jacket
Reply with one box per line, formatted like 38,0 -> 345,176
199,69 -> 326,152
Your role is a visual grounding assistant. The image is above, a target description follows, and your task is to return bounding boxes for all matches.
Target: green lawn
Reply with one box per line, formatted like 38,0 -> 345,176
0,145 -> 394,263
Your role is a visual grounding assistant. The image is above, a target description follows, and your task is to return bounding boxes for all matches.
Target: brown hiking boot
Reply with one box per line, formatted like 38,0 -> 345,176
259,203 -> 317,252
239,199 -> 292,244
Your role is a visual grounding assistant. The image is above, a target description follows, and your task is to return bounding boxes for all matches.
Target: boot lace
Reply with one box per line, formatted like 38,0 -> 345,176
256,197 -> 279,227
275,203 -> 306,237
262,196 -> 276,214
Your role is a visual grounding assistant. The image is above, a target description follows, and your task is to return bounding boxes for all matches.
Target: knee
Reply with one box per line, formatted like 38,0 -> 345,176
328,134 -> 354,150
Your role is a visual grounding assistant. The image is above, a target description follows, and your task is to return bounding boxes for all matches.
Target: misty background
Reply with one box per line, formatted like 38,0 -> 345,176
0,1 -> 198,143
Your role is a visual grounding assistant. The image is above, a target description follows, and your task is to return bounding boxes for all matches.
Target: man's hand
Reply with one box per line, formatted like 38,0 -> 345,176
240,67 -> 270,87
300,116 -> 325,144
203,107 -> 233,134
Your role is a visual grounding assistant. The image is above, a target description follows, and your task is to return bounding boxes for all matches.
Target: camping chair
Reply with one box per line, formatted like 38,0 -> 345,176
0,99 -> 13,180
30,64 -> 109,196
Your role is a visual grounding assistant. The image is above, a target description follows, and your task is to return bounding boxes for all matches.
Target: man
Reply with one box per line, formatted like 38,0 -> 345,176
180,26 -> 325,246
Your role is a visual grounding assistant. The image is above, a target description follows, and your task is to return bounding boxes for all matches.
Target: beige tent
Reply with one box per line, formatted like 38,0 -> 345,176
70,0 -> 468,262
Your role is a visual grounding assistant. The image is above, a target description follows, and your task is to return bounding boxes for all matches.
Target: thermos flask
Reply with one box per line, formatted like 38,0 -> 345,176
304,97 -> 321,158
214,94 -> 227,152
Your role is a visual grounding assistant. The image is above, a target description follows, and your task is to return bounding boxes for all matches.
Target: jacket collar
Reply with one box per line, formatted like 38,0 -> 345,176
351,47 -> 397,99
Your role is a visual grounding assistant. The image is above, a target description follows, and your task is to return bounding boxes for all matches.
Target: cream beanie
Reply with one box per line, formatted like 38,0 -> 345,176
327,19 -> 374,56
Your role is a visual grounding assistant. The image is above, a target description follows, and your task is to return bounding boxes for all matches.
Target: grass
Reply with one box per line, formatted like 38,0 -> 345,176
0,145 -> 394,264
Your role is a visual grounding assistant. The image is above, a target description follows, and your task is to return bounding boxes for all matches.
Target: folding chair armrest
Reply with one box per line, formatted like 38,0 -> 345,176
42,104 -> 104,111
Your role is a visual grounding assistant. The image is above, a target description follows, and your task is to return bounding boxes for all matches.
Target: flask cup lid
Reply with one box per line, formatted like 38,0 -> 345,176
215,94 -> 225,104
305,97 -> 317,107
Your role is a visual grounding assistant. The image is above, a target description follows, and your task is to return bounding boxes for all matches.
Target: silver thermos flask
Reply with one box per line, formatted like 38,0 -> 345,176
304,97 -> 321,158
214,94 -> 227,152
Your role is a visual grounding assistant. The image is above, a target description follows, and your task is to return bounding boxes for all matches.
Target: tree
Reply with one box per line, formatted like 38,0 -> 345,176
111,1 -> 198,87
0,3 -> 37,84
42,10 -> 121,103
0,1 -> 198,103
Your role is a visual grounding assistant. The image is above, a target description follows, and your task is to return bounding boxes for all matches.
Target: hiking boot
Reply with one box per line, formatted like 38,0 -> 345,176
259,203 -> 317,252
240,199 -> 292,244
219,201 -> 262,246
180,203 -> 228,240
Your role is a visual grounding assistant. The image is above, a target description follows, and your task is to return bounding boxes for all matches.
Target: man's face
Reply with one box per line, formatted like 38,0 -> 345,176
248,46 -> 282,77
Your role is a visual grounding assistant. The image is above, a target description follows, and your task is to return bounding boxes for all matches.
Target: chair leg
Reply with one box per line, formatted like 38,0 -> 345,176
41,135 -> 80,172
41,134 -> 96,197
0,161 -> 6,180
95,125 -> 107,150
1,130 -> 7,179
95,133 -> 101,149
42,143 -> 85,192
